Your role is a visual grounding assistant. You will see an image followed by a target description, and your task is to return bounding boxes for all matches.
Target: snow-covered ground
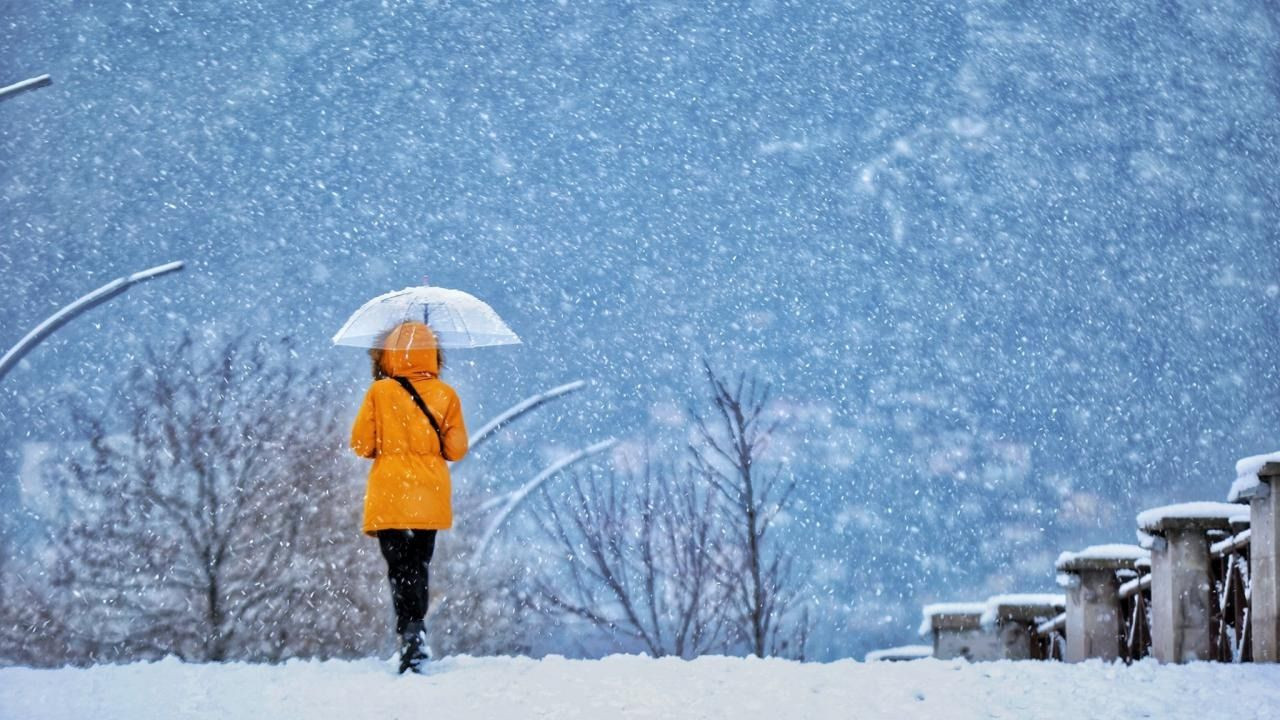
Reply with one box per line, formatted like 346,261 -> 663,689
3,654 -> 1279,720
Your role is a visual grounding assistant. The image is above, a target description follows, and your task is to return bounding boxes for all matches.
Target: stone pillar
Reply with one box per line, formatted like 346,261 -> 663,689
1144,514 -> 1234,663
982,596 -> 1066,660
1253,463 -> 1280,662
1056,547 -> 1146,662
921,606 -> 1001,661
994,618 -> 1034,660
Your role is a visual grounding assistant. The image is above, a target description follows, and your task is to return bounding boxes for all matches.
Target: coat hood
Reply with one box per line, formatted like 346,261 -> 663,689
379,321 -> 439,379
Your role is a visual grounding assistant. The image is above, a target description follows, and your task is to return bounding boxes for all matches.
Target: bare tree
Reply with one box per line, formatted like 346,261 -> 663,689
13,332 -> 386,665
528,363 -> 809,660
0,561 -> 79,666
688,361 -> 808,659
532,455 -> 732,658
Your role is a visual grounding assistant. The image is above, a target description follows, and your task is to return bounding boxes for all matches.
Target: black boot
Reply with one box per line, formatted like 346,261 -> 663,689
397,620 -> 429,674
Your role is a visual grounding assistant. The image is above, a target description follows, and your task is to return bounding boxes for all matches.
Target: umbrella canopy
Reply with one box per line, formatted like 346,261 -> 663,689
333,286 -> 521,349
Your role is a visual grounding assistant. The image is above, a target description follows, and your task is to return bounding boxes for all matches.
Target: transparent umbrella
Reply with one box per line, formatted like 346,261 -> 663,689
332,285 -> 521,349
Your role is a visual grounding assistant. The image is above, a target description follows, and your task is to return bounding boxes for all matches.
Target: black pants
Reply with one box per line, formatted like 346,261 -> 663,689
377,529 -> 438,635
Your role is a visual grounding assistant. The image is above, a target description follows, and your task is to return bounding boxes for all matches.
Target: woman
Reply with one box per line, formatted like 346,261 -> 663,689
350,320 -> 468,674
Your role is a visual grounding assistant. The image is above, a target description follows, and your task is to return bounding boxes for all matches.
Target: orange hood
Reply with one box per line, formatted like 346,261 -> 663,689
379,321 -> 439,380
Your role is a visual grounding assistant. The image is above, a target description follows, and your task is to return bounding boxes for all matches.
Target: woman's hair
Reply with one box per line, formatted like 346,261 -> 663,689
367,332 -> 445,380
368,347 -> 388,380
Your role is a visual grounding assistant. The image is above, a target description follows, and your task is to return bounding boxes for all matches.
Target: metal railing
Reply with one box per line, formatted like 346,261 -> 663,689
1119,570 -> 1152,663
1032,613 -> 1066,661
1210,528 -> 1252,663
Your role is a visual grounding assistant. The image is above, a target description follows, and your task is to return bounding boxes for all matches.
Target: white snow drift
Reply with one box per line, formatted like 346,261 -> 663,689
3,654 -> 1279,720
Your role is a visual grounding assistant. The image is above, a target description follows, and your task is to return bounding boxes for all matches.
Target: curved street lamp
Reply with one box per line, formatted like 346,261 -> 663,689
473,437 -> 619,559
0,74 -> 52,103
0,261 -> 186,382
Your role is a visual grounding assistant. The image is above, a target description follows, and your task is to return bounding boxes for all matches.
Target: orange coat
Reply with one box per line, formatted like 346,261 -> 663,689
350,322 -> 468,535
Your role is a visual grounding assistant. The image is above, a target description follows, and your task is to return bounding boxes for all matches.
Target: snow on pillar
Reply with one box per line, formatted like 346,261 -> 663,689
863,645 -> 932,662
1137,503 -> 1247,663
1251,462 -> 1280,662
1055,545 -> 1148,662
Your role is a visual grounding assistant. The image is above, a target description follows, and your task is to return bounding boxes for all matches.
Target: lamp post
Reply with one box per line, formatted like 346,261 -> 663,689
0,261 -> 186,382
0,75 -> 52,103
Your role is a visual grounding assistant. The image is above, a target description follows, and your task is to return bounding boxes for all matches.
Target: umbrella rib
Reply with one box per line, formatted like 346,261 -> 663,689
454,299 -> 475,348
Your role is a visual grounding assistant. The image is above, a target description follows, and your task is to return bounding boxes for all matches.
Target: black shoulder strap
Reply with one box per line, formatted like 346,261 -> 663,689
392,377 -> 448,458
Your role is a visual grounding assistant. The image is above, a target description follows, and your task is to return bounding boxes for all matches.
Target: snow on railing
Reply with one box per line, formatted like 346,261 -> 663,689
1035,613 -> 1065,636
1118,570 -> 1151,599
1031,612 -> 1066,661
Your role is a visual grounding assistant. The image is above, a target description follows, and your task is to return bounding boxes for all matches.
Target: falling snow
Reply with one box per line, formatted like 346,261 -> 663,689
2,0 -> 1279,668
